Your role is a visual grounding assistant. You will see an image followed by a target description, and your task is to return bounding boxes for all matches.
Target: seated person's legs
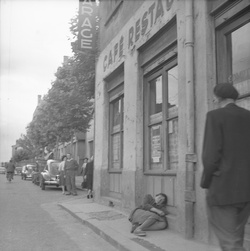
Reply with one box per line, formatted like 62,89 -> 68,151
139,215 -> 167,231
143,220 -> 167,231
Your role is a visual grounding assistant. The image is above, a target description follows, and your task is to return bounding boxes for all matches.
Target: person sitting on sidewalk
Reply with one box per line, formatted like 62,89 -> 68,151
128,193 -> 168,237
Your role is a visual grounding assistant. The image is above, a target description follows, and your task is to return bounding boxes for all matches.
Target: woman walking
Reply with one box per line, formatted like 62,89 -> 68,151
83,156 -> 94,198
58,155 -> 66,194
81,158 -> 88,189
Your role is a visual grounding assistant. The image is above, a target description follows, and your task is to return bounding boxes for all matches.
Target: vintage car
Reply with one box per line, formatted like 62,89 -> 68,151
21,164 -> 36,180
0,167 -> 6,174
40,160 -> 60,190
15,166 -> 22,175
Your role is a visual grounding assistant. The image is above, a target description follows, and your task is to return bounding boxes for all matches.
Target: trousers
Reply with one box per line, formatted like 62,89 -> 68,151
65,170 -> 77,195
207,201 -> 250,251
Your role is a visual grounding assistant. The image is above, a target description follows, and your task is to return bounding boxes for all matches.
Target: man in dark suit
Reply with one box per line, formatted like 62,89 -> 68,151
201,83 -> 250,251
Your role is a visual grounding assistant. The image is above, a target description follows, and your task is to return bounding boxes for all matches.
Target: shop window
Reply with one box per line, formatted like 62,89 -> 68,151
106,64 -> 124,172
231,23 -> 250,84
216,11 -> 250,106
149,76 -> 163,115
144,60 -> 178,173
167,66 -> 178,170
113,98 -> 122,126
109,95 -> 124,170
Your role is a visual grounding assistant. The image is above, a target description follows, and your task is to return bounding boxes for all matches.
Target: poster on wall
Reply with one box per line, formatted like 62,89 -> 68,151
151,125 -> 161,163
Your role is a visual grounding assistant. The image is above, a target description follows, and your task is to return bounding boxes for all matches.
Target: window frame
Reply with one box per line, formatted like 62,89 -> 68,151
108,86 -> 124,173
216,10 -> 250,83
144,58 -> 178,176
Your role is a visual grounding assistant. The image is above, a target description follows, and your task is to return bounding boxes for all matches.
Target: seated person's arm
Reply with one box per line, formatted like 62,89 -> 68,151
149,207 -> 165,216
141,194 -> 155,210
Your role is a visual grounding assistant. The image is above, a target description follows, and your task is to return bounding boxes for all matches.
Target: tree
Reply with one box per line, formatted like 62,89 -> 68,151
17,11 -> 96,152
13,134 -> 41,161
12,148 -> 30,163
26,57 -> 94,147
25,13 -> 96,149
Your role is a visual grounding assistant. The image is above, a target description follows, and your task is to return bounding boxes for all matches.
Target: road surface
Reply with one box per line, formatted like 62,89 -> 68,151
0,174 -> 117,251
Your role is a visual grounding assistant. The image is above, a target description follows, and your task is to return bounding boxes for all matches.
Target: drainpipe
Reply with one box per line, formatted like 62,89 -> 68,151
184,0 -> 196,239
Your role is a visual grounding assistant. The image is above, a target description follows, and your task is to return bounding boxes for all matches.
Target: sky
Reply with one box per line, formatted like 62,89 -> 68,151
0,0 -> 79,162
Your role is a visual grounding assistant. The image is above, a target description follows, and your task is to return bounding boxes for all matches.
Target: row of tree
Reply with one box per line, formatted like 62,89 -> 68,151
13,14 -> 96,163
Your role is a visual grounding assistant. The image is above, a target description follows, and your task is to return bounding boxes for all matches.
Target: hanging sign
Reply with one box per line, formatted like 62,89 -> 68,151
78,0 -> 98,51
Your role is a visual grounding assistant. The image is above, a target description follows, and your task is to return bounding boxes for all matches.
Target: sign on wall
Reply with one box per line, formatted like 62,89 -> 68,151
151,125 -> 161,163
102,0 -> 175,72
78,0 -> 98,52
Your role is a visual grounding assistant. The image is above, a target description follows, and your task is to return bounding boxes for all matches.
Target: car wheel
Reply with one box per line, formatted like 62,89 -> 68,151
40,178 -> 45,190
41,182 -> 45,190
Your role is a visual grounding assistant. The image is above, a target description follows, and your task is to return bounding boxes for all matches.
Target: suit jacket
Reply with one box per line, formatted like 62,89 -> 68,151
83,161 -> 94,177
6,162 -> 15,172
201,103 -> 250,206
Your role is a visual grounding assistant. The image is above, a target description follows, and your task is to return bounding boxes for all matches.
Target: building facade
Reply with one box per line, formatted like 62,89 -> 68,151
53,119 -> 94,167
94,0 -> 250,245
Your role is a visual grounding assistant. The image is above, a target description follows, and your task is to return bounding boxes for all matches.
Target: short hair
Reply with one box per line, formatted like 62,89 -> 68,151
214,83 -> 239,100
156,193 -> 168,206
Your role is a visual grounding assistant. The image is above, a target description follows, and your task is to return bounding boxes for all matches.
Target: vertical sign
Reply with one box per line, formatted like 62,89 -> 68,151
78,0 -> 97,51
151,125 -> 161,163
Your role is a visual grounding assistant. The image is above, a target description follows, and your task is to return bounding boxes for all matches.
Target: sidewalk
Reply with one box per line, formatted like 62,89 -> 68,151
58,192 -> 220,251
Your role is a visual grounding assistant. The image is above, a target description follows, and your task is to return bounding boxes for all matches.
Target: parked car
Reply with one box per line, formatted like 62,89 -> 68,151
30,160 -> 46,186
32,170 -> 40,186
0,167 -> 6,174
40,160 -> 60,190
21,164 -> 36,180
15,166 -> 22,175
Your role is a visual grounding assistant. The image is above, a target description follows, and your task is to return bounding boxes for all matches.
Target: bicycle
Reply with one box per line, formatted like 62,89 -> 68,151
6,172 -> 13,182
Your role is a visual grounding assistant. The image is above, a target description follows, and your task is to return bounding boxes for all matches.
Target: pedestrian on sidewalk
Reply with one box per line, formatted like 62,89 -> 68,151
201,83 -> 250,251
83,156 -> 94,199
81,157 -> 88,189
64,153 -> 79,196
59,155 -> 66,194
128,193 -> 168,237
